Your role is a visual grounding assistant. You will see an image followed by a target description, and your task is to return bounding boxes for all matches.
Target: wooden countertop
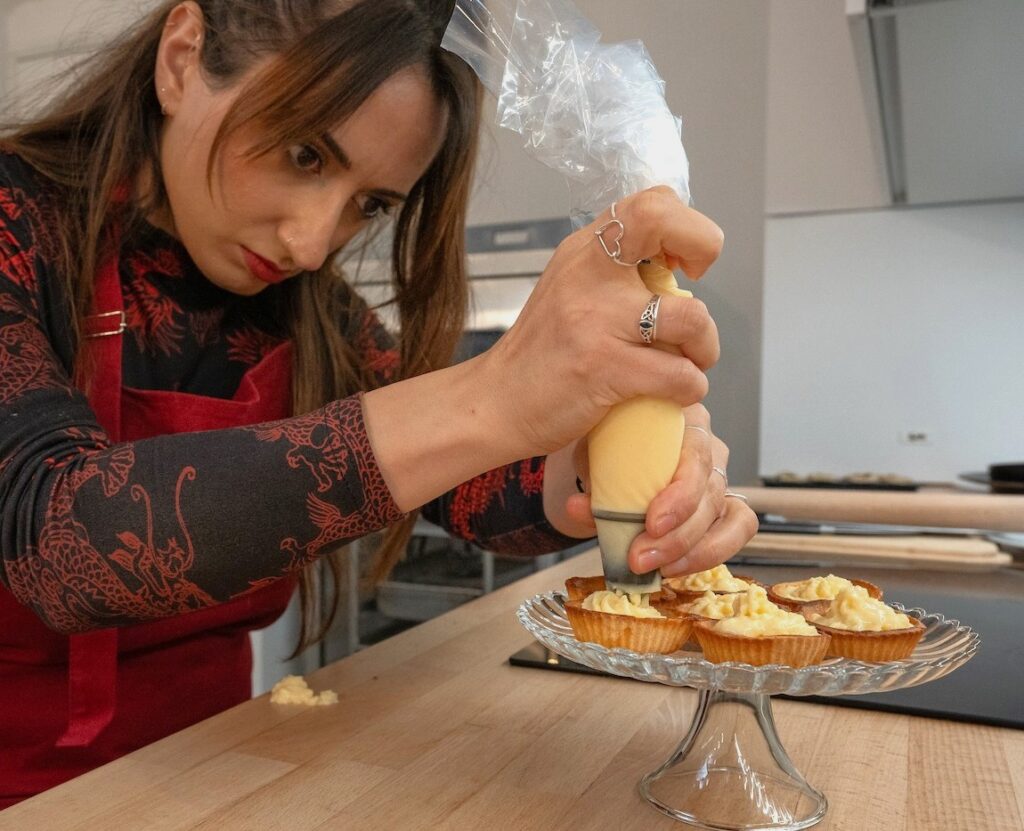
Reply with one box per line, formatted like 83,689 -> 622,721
4,550 -> 1022,831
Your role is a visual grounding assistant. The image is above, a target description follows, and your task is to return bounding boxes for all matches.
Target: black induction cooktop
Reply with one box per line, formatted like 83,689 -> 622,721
510,585 -> 1023,730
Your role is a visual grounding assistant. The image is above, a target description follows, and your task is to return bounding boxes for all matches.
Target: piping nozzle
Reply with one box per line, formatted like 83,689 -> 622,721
592,509 -> 662,595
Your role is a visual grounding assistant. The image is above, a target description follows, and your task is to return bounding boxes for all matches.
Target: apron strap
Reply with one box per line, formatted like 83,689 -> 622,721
59,237 -> 124,748
56,631 -> 119,747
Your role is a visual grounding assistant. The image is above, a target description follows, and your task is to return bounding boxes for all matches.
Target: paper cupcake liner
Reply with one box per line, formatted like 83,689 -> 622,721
810,618 -> 925,662
693,621 -> 830,668
564,601 -> 692,654
768,578 -> 882,613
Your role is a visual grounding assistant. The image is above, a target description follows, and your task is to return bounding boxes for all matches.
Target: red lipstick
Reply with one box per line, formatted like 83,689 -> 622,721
242,247 -> 286,285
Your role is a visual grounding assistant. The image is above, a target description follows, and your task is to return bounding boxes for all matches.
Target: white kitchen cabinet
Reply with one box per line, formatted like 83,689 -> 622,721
766,0 -> 891,214
767,0 -> 1024,213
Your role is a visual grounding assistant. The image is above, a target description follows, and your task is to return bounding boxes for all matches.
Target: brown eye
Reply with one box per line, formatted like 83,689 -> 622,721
288,144 -> 324,175
358,196 -> 393,220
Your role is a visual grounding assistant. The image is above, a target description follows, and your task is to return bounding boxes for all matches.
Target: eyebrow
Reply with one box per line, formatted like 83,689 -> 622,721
320,133 -> 409,202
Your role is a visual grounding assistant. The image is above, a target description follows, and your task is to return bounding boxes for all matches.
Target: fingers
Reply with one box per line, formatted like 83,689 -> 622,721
564,493 -> 597,532
628,455 -> 728,573
574,254 -> 719,370
660,497 -> 759,577
580,187 -> 725,280
650,294 -> 720,371
645,405 -> 713,534
608,345 -> 709,409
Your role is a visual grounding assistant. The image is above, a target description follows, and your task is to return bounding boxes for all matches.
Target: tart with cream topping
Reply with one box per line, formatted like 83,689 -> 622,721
693,585 -> 830,667
803,585 -> 924,661
564,576 -> 678,607
565,589 -> 693,654
662,564 -> 760,602
768,574 -> 882,615
678,589 -> 740,621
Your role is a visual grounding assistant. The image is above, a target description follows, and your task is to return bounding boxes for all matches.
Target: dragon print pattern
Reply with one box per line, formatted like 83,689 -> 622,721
226,327 -> 285,367
0,312 -> 77,403
248,397 -> 406,569
0,184 -> 50,297
5,464 -> 214,633
122,248 -> 186,356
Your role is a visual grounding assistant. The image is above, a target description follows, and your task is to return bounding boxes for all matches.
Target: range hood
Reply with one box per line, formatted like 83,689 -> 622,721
847,0 -> 1024,205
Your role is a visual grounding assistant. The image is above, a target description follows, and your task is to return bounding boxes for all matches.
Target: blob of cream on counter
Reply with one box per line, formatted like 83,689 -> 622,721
809,586 -> 912,632
712,586 -> 818,637
269,675 -> 339,706
582,590 -> 664,619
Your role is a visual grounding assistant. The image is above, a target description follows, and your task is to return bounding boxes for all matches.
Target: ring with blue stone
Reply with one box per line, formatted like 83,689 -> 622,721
639,293 -> 661,345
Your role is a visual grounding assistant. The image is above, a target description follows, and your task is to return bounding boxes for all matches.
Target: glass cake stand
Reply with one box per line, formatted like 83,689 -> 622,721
517,592 -> 978,831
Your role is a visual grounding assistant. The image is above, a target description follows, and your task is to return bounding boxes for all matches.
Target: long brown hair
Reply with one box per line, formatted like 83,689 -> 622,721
2,0 -> 480,653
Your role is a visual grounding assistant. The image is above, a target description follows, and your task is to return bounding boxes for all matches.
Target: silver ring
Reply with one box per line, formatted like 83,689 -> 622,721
685,425 -> 710,438
595,202 -> 647,268
724,491 -> 748,503
711,466 -> 728,489
639,294 -> 661,345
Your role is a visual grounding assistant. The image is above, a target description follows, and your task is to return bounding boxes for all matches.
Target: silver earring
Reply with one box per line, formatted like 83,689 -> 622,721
160,87 -> 168,115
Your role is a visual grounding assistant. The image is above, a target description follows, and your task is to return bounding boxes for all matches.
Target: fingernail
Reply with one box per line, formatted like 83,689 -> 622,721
652,513 -> 678,537
662,557 -> 690,578
635,549 -> 660,572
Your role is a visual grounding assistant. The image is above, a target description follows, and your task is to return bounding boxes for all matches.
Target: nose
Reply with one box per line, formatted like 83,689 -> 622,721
279,195 -> 349,273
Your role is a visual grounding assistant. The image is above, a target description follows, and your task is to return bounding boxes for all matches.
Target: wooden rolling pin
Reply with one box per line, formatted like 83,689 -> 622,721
739,486 -> 1024,532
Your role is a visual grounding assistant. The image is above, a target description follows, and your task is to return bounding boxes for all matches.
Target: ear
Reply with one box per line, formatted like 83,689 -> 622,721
154,1 -> 206,117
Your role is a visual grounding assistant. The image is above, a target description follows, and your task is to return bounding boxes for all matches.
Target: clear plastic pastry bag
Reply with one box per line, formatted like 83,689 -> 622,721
442,0 -> 691,228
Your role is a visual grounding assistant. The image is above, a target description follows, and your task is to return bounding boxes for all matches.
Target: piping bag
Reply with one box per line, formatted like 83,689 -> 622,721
442,0 -> 694,595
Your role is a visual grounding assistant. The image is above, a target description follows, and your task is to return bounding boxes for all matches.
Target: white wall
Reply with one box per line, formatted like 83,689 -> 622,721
761,200 -> 1024,483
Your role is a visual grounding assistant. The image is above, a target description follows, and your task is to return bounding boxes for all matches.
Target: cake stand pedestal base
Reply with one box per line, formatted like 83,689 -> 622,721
639,689 -> 827,831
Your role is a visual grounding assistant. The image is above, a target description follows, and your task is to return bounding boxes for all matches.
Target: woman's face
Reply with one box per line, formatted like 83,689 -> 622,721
157,58 -> 447,296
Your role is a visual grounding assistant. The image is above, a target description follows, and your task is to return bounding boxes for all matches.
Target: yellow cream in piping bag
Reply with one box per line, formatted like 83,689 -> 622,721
588,261 -> 692,594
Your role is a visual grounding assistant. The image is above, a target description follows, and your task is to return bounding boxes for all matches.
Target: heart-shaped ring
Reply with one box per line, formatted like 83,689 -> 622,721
595,202 -> 647,268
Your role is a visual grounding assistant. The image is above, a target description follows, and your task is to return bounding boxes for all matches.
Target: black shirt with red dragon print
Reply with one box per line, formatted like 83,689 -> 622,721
0,151 -> 581,634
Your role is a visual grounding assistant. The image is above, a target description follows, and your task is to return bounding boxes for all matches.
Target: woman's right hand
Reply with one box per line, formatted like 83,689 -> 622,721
480,186 -> 725,458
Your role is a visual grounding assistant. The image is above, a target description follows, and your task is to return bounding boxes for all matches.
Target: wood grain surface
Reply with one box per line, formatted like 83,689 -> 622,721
741,486 -> 1024,532
3,549 -> 1021,831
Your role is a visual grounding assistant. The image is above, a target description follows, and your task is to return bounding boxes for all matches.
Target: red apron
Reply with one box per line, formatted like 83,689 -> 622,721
0,244 -> 297,809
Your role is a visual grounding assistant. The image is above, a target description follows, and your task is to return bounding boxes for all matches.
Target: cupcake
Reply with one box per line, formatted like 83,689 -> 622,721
768,574 -> 882,615
803,586 -> 924,661
565,589 -> 693,654
693,585 -> 830,667
662,564 -> 759,602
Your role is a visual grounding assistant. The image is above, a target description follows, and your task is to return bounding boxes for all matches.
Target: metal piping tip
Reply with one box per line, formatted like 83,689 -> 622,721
592,509 -> 661,595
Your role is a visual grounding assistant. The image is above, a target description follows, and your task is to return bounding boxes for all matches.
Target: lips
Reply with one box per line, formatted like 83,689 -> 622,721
242,247 -> 287,285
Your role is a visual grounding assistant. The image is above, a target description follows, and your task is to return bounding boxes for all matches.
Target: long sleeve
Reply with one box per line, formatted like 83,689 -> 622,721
0,152 -> 582,637
420,457 -> 586,556
347,268 -> 587,557
0,162 -> 406,635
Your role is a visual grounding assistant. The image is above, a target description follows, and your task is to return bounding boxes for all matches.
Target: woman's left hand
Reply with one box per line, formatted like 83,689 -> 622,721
564,404 -> 759,576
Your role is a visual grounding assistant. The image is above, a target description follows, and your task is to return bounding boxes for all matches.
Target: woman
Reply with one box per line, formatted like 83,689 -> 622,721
0,0 -> 756,807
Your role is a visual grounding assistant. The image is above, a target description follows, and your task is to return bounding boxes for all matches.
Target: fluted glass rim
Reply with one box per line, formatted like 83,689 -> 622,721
516,591 -> 979,696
